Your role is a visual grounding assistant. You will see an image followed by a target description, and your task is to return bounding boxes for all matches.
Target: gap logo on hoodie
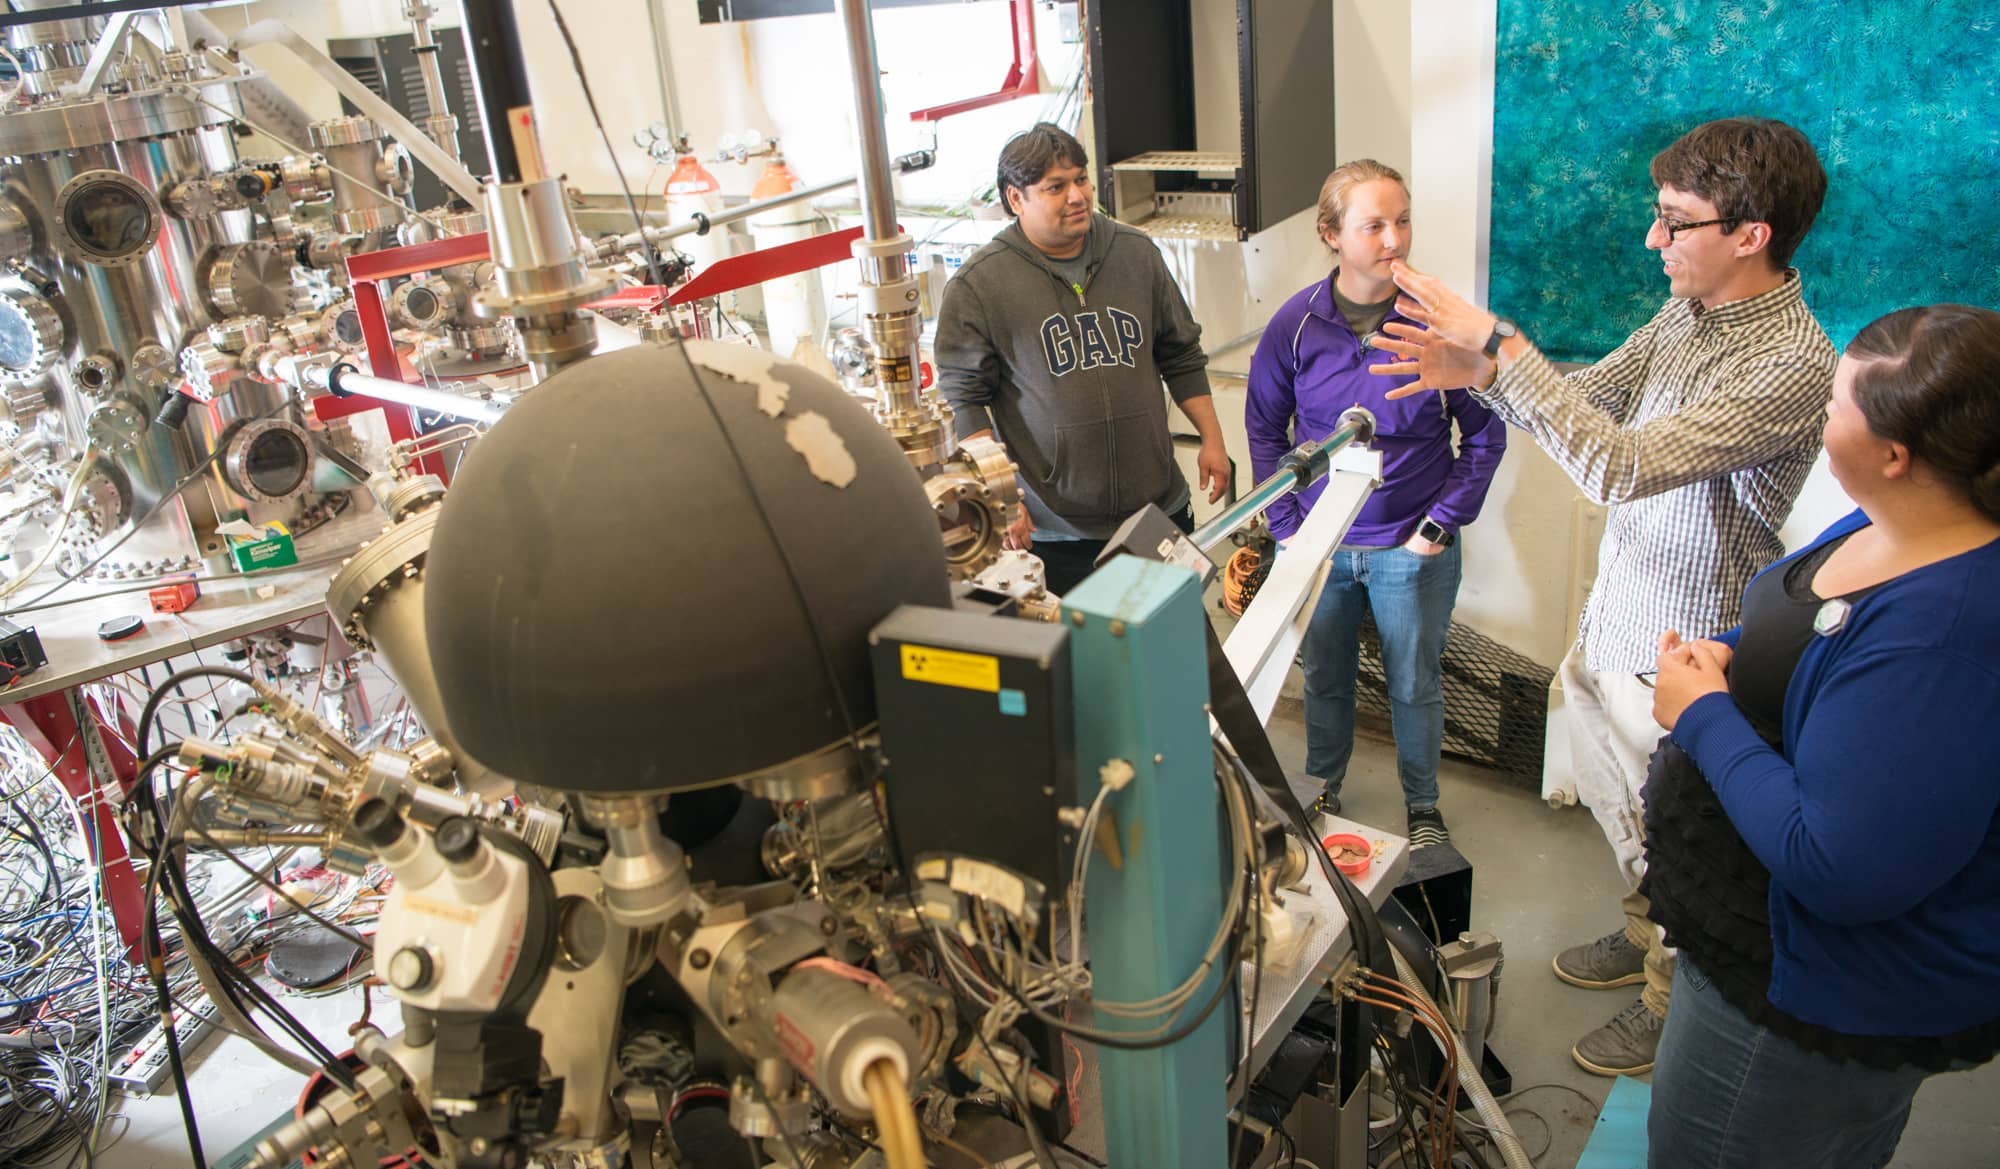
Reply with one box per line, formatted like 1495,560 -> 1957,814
1040,307 -> 1143,377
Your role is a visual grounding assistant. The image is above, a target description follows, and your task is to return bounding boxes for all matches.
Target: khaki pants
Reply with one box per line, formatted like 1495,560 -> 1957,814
1561,643 -> 1675,1018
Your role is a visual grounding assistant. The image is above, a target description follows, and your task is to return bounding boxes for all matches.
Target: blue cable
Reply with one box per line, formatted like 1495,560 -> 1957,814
0,907 -> 88,981
0,974 -> 94,1010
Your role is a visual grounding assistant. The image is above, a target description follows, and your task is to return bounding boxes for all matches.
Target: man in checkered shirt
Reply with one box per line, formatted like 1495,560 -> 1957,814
1370,118 -> 1836,1077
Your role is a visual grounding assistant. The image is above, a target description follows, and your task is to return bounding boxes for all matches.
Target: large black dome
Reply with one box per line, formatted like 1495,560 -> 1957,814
423,340 -> 952,794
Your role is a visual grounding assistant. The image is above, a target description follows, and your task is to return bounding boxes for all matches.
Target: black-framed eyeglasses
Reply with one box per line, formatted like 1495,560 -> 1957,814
1650,202 -> 1738,239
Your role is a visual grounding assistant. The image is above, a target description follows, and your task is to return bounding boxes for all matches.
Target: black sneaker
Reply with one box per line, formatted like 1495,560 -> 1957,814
1406,806 -> 1450,849
1311,791 -> 1342,817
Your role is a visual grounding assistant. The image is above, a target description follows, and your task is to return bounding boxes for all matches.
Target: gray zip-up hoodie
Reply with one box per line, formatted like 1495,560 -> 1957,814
934,213 -> 1211,538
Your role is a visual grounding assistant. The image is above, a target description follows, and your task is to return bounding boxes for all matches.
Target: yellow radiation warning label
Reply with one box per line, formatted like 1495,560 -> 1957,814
900,644 -> 999,692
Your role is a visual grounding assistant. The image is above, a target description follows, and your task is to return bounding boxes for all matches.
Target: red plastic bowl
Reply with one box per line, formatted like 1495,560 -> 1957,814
1320,832 -> 1373,876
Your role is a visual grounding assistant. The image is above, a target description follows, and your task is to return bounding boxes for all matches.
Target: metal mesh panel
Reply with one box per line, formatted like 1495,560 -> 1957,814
1353,615 -> 1553,783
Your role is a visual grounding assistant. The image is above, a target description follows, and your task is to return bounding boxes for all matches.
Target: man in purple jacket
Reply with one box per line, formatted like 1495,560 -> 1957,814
1246,160 -> 1506,847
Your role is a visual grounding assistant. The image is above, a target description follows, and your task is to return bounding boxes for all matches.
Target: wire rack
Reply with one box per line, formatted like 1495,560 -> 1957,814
1353,615 -> 1554,783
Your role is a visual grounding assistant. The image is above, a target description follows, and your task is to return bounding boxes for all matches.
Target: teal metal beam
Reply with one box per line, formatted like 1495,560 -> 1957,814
1065,555 -> 1229,1168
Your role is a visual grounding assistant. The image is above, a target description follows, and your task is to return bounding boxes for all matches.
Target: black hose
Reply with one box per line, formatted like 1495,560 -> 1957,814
456,0 -> 537,184
1376,896 -> 1449,1002
133,746 -> 206,1169
137,666 -> 256,755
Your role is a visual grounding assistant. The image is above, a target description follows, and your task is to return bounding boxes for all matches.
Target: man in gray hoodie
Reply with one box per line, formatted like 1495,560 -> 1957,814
935,123 -> 1232,595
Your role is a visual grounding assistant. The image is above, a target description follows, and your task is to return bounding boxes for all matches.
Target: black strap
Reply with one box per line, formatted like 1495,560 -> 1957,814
1199,618 -> 1390,975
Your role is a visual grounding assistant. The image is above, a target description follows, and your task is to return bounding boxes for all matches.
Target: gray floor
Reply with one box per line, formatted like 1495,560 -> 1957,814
1261,697 -> 2000,1169
96,706 -> 2000,1169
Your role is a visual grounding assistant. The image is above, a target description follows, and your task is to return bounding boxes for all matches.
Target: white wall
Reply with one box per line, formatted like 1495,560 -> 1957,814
1780,456 -> 1855,550
1334,0 -> 1411,177
1401,0 -> 1589,666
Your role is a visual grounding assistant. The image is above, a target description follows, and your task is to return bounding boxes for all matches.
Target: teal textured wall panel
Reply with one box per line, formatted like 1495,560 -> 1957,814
1490,1 -> 2000,362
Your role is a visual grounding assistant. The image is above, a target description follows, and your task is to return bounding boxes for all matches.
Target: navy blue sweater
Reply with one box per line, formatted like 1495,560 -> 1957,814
1673,509 -> 2000,1037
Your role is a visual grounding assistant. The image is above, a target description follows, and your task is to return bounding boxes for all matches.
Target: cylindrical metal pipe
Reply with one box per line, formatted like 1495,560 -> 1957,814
768,968 -> 919,1117
580,795 -> 692,928
457,0 -> 536,183
1192,474 -> 1300,555
406,1 -> 461,162
1190,411 -> 1375,553
834,0 -> 898,246
312,362 -> 507,424
603,174 -> 859,256
1456,969 -> 1494,1071
309,115 -> 407,233
486,175 -> 581,272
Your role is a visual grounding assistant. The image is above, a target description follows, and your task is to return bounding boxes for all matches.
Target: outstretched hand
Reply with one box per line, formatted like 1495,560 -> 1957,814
1370,322 -> 1495,399
1367,259 -> 1501,399
1389,260 -> 1499,349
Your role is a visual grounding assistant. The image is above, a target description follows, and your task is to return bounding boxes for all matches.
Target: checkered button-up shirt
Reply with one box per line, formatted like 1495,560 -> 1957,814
1475,271 -> 1837,673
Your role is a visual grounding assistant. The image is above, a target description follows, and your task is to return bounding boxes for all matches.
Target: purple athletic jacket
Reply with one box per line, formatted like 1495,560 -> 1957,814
1245,274 -> 1507,543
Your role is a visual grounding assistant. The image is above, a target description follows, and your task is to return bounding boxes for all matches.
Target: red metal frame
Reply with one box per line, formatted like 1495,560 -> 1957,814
667,226 -> 866,306
330,232 -> 500,482
910,0 -> 1040,123
2,693 -> 148,960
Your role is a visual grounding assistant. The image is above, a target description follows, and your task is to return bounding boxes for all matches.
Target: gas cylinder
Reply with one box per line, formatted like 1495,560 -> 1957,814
747,149 -> 827,360
664,148 -> 728,274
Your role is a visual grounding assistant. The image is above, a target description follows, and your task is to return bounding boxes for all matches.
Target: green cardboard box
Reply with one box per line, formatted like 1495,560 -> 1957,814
228,521 -> 298,571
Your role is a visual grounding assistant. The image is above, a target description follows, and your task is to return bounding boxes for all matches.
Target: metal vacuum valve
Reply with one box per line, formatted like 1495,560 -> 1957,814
389,275 -> 461,331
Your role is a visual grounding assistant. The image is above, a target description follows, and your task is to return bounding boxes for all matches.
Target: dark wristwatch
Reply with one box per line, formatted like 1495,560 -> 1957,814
1416,517 -> 1456,547
1482,318 -> 1518,359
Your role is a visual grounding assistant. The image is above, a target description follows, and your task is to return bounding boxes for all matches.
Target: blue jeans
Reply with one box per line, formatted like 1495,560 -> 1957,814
1302,543 -> 1461,810
1650,959 -> 1931,1169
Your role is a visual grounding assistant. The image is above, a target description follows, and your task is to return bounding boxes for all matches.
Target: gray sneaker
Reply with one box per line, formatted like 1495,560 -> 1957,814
1571,997 -> 1665,1076
1552,929 -> 1647,990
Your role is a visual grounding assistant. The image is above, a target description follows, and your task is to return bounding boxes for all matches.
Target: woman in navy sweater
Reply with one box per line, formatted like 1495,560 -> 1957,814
1646,304 -> 2000,1167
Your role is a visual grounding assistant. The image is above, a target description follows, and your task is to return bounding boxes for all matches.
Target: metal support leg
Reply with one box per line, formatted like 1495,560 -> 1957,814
2,689 -> 149,958
1065,556 -> 1228,1169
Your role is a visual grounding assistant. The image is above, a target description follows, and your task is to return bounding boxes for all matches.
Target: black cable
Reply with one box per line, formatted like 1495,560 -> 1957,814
1197,618 -> 1395,980
0,814 -> 61,924
182,818 -> 373,952
144,908 -> 204,1169
0,0 -> 231,28
131,758 -> 357,1092
1499,1079 -> 1603,1117
1372,1035 -> 1432,1169
666,334 -> 873,779
1229,793 -> 1265,1169
156,828 -> 348,1079
1009,1037 -> 1061,1169
545,0 -> 667,288
136,667 -> 255,755
134,752 -> 260,1077
136,661 -> 370,952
